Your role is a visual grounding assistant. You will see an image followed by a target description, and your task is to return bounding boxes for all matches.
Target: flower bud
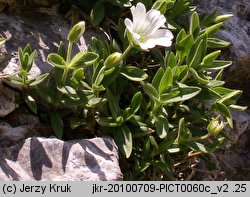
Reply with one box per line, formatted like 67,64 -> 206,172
207,116 -> 224,136
68,21 -> 86,43
104,52 -> 122,68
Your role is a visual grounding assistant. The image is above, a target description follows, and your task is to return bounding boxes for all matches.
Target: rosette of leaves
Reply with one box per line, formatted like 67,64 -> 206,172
7,44 -> 48,114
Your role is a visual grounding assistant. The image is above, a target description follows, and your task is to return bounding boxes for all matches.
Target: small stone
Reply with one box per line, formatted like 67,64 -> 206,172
0,85 -> 18,117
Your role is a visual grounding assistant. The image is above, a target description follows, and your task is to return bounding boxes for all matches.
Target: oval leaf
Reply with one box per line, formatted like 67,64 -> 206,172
69,52 -> 98,69
90,2 -> 105,25
121,66 -> 148,81
50,113 -> 63,139
48,53 -> 66,68
113,124 -> 133,158
161,84 -> 201,104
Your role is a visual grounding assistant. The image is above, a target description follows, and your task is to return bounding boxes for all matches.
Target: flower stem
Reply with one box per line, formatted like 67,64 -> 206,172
189,133 -> 211,141
61,68 -> 69,85
66,42 -> 73,64
61,42 -> 73,84
121,45 -> 133,60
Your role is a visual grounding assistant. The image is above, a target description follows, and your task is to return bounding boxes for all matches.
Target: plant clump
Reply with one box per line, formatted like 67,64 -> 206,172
3,0 -> 246,180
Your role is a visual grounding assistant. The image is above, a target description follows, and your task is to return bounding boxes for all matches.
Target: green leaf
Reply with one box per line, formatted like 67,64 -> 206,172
201,10 -> 217,26
149,135 -> 159,155
152,0 -> 176,14
29,73 -> 49,86
87,97 -> 107,108
6,76 -> 23,86
113,124 -> 132,158
176,29 -> 187,44
72,68 -> 84,81
47,53 -> 66,69
165,52 -> 177,68
50,113 -> 63,139
212,87 -> 235,95
26,50 -> 37,72
189,68 -> 209,84
130,92 -> 142,114
204,60 -> 232,70
201,50 -> 221,66
102,66 -> 120,85
159,67 -> 173,93
229,105 -> 247,112
161,84 -> 201,104
176,117 -> 185,143
57,41 -> 67,60
213,102 -> 233,128
69,52 -> 98,69
195,87 -> 221,100
154,116 -> 169,139
57,85 -> 77,96
141,82 -> 159,101
189,39 -> 204,69
190,12 -> 200,37
217,90 -> 242,104
96,116 -> 123,127
35,84 -> 56,104
207,80 -> 225,87
106,88 -> 120,118
207,37 -> 231,48
90,1 -> 105,25
23,44 -> 32,55
214,14 -> 233,23
176,34 -> 194,52
185,137 -> 225,153
152,67 -> 164,89
158,131 -> 176,153
121,66 -> 148,81
205,22 -> 223,35
22,53 -> 29,71
24,95 -> 37,114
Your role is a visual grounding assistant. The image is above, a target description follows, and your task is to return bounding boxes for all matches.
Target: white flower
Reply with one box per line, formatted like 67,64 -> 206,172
124,3 -> 173,50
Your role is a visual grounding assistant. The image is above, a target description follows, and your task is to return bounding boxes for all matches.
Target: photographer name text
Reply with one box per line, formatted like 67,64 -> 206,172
1,183 -> 72,195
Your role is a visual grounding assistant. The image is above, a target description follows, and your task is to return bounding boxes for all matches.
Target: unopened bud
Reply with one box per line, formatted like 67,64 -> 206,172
68,21 -> 86,43
207,116 -> 224,136
104,52 -> 122,68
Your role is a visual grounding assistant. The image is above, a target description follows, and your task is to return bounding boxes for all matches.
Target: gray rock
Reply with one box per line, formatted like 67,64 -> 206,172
0,7 -> 106,78
0,85 -> 18,117
193,0 -> 250,61
193,0 -> 250,101
0,137 -> 122,181
0,109 -> 42,146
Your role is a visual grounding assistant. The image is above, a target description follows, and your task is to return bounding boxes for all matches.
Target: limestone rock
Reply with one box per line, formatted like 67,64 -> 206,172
0,85 -> 18,117
0,109 -> 42,146
0,7 -> 107,88
0,137 -> 122,181
193,0 -> 250,61
193,0 -> 250,101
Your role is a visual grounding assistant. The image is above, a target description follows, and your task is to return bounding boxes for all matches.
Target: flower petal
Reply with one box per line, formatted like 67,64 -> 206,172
143,10 -> 166,35
124,18 -> 134,33
146,29 -> 174,48
139,40 -> 157,50
149,29 -> 174,40
131,3 -> 146,29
